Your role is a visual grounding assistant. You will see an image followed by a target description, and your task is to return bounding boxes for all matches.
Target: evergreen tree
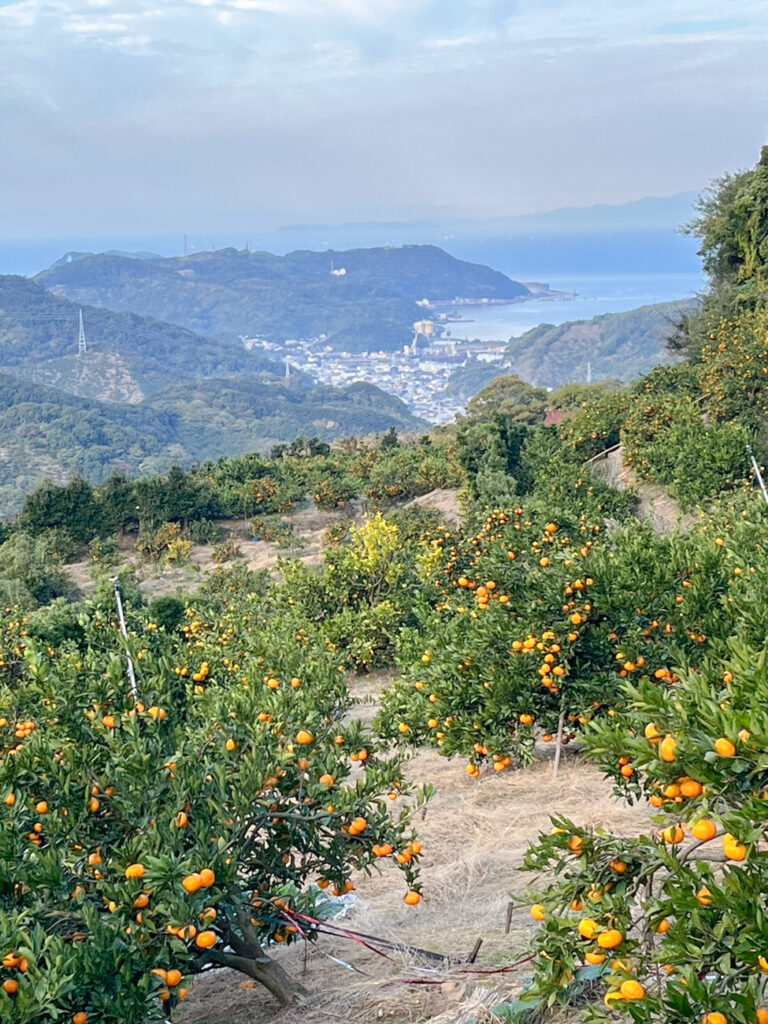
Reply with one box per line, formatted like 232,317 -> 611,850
674,144 -> 768,357
380,426 -> 400,451
20,477 -> 101,545
97,473 -> 137,535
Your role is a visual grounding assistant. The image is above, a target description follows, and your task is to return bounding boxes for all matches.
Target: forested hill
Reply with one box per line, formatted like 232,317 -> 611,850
505,298 -> 698,388
35,245 -> 531,352
0,370 -> 425,515
0,273 -> 426,512
0,275 -> 286,402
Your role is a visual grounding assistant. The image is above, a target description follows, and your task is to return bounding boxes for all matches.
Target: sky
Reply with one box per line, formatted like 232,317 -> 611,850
1,0 -> 768,238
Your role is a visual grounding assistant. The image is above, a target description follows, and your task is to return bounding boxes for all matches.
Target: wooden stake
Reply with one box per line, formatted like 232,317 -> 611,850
505,901 -> 514,934
468,938 -> 483,963
553,699 -> 567,778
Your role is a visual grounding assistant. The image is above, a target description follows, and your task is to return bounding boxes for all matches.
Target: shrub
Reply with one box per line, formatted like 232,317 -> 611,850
147,596 -> 186,633
622,395 -> 752,508
187,518 -> 222,545
211,538 -> 242,564
0,534 -> 75,610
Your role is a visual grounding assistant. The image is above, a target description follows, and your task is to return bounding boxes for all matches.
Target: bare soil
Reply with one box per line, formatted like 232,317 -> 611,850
176,676 -> 650,1024
62,505 -> 358,602
405,488 -> 462,527
589,447 -> 696,535
64,489 -> 462,603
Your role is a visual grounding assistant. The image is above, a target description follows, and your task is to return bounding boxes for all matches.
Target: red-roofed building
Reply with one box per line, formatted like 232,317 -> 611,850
543,408 -> 574,427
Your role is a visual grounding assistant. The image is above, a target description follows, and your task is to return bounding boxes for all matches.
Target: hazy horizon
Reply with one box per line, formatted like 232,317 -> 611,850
0,191 -> 703,278
2,0 -> 768,238
4,189 -> 698,244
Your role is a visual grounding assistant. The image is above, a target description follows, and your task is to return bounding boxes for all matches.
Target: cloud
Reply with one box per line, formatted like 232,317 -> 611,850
655,18 -> 750,36
426,32 -> 494,48
63,15 -> 127,31
2,0 -> 768,235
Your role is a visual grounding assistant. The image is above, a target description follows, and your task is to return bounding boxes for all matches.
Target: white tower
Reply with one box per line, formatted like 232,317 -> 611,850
285,356 -> 291,378
77,309 -> 87,356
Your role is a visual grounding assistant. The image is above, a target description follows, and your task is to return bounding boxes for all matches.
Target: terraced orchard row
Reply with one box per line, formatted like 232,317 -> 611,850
2,486 -> 768,1022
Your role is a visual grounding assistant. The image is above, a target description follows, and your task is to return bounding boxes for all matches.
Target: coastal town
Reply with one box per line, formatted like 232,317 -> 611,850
242,285 -> 577,422
246,328 -> 511,423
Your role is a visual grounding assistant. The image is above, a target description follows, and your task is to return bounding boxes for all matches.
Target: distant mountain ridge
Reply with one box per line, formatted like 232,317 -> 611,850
35,245 -> 531,352
272,192 -> 699,241
258,194 -> 701,277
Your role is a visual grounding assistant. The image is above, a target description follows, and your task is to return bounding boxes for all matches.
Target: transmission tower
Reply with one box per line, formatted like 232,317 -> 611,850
77,309 -> 87,356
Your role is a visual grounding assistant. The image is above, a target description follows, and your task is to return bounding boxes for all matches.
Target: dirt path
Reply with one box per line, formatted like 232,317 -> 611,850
405,488 -> 462,527
176,676 -> 650,1024
589,446 -> 697,535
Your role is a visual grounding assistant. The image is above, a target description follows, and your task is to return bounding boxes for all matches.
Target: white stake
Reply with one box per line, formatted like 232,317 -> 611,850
553,701 -> 567,777
111,577 -> 138,701
747,445 -> 768,507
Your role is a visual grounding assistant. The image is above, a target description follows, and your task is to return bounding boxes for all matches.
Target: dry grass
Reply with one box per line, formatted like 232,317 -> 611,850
177,695 -> 650,1024
62,506 -> 355,602
63,489 -> 460,602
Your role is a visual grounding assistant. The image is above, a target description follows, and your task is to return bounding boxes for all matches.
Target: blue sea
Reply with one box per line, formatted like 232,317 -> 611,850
440,272 -> 703,342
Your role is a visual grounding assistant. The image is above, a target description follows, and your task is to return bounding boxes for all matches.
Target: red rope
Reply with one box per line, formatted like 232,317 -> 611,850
278,907 -> 535,982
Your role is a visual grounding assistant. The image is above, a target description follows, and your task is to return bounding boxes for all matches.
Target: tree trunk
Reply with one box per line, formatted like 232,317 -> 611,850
203,930 -> 308,1007
239,954 -> 304,1006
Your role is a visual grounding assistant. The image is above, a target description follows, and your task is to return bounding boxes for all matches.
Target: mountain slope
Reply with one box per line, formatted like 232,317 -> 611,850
0,372 -> 175,512
144,378 -> 425,462
35,246 -> 531,352
505,299 -> 698,388
0,275 -> 286,401
0,274 -> 427,513
0,370 -> 425,516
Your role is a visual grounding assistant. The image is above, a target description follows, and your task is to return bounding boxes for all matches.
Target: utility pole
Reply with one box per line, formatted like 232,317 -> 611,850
77,309 -> 87,356
111,577 -> 138,700
747,445 -> 768,506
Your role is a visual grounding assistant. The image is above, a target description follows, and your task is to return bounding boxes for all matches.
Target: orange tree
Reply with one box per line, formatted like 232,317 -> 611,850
517,504 -> 768,1022
0,579 -> 423,1021
378,508 -> 630,772
556,387 -> 633,461
271,512 -> 429,672
697,310 -> 768,424
378,486 -> 754,775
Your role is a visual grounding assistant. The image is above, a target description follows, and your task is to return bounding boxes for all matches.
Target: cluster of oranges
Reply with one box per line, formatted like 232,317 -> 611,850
181,868 -> 216,894
150,967 -> 188,1002
2,950 -> 30,998
510,628 -> 575,697
0,715 -> 37,758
